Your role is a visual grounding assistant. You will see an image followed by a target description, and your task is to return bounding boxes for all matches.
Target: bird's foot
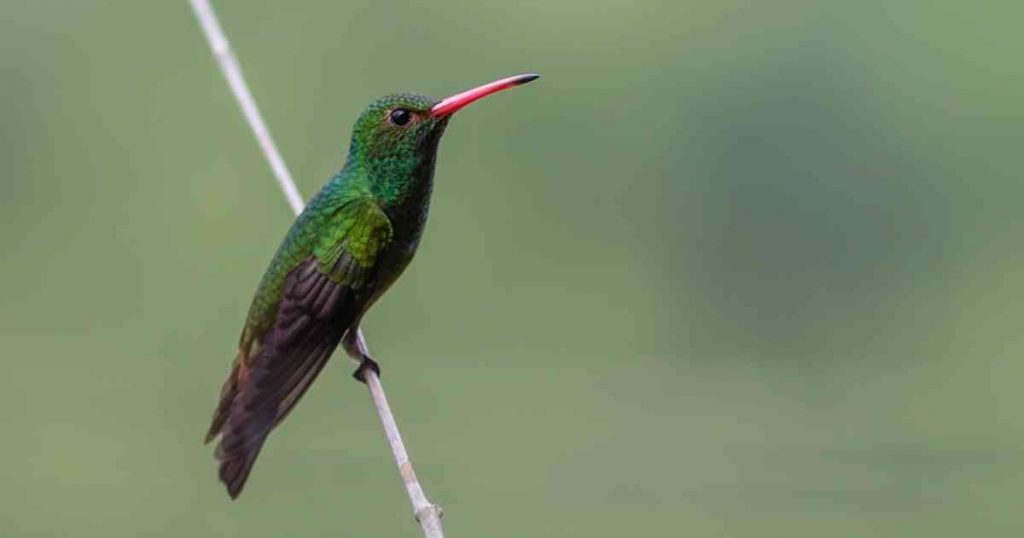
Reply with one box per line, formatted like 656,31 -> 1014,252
352,357 -> 381,384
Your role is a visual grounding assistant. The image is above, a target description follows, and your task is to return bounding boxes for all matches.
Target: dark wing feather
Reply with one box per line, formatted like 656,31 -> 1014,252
211,257 -> 359,499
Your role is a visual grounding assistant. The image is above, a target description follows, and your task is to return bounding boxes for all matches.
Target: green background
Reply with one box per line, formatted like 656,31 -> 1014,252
2,1 -> 1022,536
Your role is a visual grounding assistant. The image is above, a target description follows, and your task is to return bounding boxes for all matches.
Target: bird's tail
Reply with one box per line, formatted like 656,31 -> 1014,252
217,438 -> 265,499
204,351 -> 265,499
204,324 -> 340,499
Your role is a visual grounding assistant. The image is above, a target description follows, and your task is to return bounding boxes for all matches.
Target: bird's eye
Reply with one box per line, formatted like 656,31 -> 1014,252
389,108 -> 411,126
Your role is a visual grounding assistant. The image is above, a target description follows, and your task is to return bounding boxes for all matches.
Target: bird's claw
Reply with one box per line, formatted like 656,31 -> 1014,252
352,357 -> 381,384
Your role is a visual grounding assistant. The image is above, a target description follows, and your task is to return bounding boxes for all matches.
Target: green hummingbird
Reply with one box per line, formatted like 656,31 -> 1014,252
205,73 -> 539,499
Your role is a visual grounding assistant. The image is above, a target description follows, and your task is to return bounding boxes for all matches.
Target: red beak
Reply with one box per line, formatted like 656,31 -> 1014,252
430,73 -> 540,117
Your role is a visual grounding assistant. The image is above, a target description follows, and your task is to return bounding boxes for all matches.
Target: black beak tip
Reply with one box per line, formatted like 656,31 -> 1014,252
516,73 -> 540,85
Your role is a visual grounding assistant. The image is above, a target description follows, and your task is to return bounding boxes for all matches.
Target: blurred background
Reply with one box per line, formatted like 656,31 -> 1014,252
2,1 -> 1022,536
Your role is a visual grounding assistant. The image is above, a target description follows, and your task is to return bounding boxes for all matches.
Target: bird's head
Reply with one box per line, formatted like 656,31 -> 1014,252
346,74 -> 539,200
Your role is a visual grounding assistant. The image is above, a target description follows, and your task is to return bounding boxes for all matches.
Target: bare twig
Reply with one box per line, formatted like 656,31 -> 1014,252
189,0 -> 303,215
189,1 -> 444,536
353,331 -> 445,534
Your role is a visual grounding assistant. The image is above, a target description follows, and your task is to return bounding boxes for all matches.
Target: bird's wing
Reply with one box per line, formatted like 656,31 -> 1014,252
206,196 -> 393,498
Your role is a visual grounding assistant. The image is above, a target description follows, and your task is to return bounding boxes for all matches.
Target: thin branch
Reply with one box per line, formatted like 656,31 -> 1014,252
189,1 -> 444,536
353,331 -> 445,535
189,0 -> 304,215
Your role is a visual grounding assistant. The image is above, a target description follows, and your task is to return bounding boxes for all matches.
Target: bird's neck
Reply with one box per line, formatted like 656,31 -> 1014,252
341,144 -> 439,234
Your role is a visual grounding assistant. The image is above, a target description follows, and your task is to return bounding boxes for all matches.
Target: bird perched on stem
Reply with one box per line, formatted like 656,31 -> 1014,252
205,74 -> 539,499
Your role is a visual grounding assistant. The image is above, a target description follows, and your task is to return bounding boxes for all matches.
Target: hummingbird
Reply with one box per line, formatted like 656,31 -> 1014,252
205,73 -> 539,499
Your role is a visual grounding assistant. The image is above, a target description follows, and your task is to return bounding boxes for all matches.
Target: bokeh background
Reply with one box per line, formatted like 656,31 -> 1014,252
2,1 -> 1022,536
